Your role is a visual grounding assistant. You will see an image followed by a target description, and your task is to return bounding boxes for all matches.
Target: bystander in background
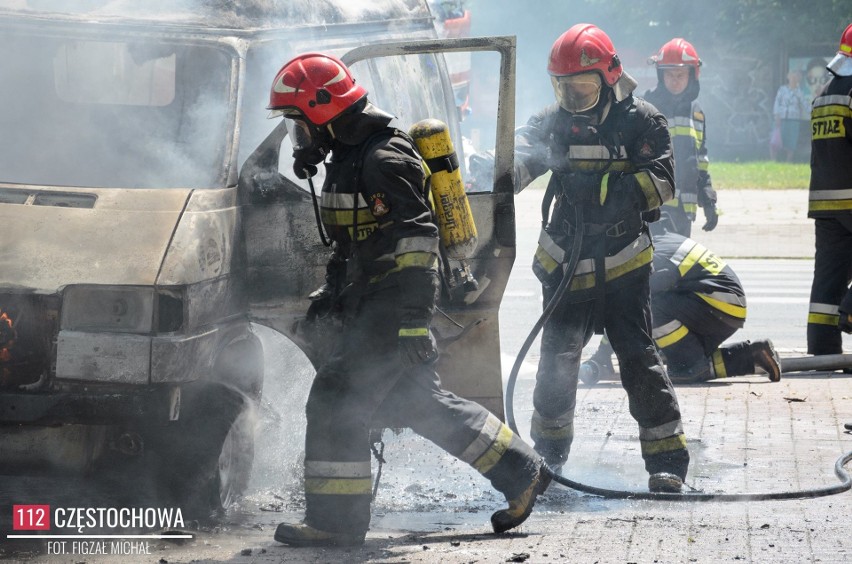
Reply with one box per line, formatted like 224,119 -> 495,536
772,70 -> 809,162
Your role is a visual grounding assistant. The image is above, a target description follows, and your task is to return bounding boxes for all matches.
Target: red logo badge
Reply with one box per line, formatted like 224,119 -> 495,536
13,505 -> 51,530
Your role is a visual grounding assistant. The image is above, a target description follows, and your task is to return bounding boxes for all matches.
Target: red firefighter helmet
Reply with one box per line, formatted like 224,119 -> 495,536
827,23 -> 852,77
649,38 -> 702,79
547,23 -> 622,86
267,52 -> 367,126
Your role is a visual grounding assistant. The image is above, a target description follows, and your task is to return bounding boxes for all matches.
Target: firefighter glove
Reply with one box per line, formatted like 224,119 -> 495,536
702,201 -> 719,231
293,144 -> 328,179
306,284 -> 335,321
293,157 -> 318,179
468,150 -> 495,191
398,324 -> 438,366
561,172 -> 601,204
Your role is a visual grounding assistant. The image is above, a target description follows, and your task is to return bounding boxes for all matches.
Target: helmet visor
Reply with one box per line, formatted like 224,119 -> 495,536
284,118 -> 315,152
551,72 -> 602,113
827,52 -> 852,77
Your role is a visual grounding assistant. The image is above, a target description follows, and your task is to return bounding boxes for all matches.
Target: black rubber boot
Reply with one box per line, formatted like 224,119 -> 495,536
750,339 -> 782,382
579,353 -> 616,385
491,465 -> 552,534
648,472 -> 683,493
274,522 -> 365,547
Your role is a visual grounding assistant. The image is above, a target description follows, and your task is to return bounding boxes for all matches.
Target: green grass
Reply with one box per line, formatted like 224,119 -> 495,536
527,161 -> 810,190
711,161 -> 809,190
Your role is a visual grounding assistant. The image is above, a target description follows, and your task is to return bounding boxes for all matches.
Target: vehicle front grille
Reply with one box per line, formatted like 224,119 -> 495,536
0,294 -> 59,389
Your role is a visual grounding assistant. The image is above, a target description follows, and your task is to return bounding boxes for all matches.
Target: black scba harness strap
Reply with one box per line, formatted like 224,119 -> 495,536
308,175 -> 332,247
425,151 -> 459,175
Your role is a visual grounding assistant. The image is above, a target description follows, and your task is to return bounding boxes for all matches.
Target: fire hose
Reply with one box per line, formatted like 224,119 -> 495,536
505,205 -> 852,501
582,354 -> 852,385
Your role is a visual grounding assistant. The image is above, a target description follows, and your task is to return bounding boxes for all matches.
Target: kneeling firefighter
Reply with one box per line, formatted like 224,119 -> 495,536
267,52 -> 549,547
583,225 -> 782,384
514,24 -> 690,493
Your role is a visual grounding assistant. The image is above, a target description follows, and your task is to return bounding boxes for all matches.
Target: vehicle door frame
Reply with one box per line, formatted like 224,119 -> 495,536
239,36 -> 518,418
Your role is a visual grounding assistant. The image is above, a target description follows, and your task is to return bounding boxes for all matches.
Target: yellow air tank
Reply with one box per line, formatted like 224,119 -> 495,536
409,119 -> 478,260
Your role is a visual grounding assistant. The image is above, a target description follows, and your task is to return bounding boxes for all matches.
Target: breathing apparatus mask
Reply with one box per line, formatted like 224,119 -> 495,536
551,71 -> 603,113
285,118 -> 332,179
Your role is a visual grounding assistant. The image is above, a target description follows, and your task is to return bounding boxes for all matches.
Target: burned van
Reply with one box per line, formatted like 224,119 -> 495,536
0,1 -> 517,516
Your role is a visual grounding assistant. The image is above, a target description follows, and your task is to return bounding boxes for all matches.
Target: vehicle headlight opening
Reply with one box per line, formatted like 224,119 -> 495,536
61,286 -> 183,334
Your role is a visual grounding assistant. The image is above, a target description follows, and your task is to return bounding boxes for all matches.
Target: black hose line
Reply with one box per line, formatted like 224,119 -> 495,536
506,205 -> 584,434
505,205 -> 852,501
544,450 -> 852,501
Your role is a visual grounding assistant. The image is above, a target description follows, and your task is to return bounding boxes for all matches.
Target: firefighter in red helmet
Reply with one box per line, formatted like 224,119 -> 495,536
266,52 -> 549,547
644,37 -> 718,237
807,23 -> 852,356
515,24 -> 690,493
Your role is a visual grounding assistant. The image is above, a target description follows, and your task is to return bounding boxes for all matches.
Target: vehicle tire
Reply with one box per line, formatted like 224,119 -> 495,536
151,329 -> 263,519
216,401 -> 255,510
156,385 -> 255,520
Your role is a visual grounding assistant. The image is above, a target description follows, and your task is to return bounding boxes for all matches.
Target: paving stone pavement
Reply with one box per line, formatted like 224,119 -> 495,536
353,373 -> 852,564
236,373 -> 851,564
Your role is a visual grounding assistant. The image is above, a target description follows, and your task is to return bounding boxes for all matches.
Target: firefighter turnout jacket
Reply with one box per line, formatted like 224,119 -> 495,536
808,73 -> 852,216
515,97 -> 675,297
644,79 -> 716,235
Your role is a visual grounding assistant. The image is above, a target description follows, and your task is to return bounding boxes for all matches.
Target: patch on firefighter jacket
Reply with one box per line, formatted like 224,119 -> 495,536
370,193 -> 390,216
693,110 -> 704,121
638,140 -> 655,159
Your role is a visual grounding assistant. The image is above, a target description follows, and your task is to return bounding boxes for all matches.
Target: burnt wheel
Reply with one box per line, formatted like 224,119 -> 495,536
156,385 -> 256,519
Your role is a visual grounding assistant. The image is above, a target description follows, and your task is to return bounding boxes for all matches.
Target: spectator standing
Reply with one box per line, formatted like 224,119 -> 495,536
773,70 -> 809,162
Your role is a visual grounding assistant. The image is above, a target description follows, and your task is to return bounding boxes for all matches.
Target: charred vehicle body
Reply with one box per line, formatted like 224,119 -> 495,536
0,1 -> 517,515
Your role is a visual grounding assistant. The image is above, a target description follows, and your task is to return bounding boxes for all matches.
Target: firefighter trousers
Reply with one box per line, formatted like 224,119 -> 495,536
807,216 -> 852,354
302,287 -> 541,535
594,329 -> 754,383
530,273 -> 690,479
651,293 -> 753,382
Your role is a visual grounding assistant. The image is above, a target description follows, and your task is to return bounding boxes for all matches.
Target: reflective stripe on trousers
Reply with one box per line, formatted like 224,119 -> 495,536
808,217 -> 852,354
